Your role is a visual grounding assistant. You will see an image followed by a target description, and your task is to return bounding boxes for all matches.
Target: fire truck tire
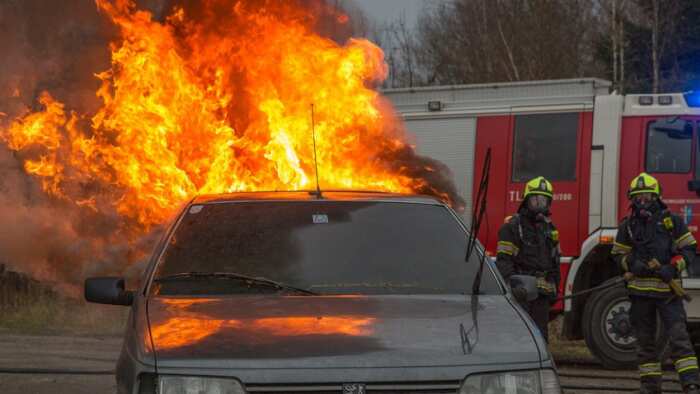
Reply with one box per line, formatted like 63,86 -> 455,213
582,284 -> 638,369
582,284 -> 669,369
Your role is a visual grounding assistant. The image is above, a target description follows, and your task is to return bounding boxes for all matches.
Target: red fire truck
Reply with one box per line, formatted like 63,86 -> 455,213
384,78 -> 700,368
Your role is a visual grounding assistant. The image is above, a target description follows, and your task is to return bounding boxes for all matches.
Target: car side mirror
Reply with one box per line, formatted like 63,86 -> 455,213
85,277 -> 134,306
509,274 -> 539,302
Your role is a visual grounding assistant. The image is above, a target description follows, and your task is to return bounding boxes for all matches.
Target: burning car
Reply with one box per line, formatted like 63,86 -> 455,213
85,191 -> 561,394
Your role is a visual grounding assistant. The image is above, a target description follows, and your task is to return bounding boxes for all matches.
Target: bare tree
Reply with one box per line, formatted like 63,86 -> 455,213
371,13 -> 424,88
599,0 -> 688,93
390,14 -> 419,87
651,0 -> 659,92
374,0 -> 700,92
612,0 -> 617,86
619,3 -> 626,93
408,0 -> 601,86
603,0 -> 630,93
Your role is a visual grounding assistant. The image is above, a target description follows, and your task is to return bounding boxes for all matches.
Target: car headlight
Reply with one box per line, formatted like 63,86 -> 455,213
460,369 -> 561,394
158,375 -> 246,394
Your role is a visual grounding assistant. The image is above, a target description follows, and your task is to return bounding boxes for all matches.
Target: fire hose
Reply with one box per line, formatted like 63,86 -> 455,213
553,276 -> 627,301
550,273 -> 692,302
643,258 -> 693,303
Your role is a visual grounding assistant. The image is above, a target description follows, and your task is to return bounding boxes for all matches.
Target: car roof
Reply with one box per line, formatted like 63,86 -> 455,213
191,190 -> 444,206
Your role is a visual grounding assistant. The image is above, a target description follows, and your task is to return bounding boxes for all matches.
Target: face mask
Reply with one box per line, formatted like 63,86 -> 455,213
632,193 -> 655,211
526,194 -> 550,214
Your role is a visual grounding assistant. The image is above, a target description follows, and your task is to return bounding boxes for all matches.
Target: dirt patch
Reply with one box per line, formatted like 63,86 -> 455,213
548,316 -> 599,365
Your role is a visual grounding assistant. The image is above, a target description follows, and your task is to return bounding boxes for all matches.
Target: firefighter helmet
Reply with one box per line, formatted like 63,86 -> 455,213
523,176 -> 553,199
628,172 -> 661,198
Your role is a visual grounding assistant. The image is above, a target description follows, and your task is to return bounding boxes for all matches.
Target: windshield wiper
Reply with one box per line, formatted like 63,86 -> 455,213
309,283 -> 447,292
469,148 -> 491,295
153,272 -> 318,295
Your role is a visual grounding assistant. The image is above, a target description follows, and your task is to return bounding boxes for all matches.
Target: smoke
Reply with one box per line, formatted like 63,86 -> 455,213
0,1 -> 115,117
0,0 -> 464,294
0,0 -> 157,292
0,142 -> 161,295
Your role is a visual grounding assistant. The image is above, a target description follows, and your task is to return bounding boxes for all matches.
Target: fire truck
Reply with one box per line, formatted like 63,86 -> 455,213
384,78 -> 700,369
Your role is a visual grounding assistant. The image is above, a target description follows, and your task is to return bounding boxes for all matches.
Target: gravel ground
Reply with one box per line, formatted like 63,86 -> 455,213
558,365 -> 682,393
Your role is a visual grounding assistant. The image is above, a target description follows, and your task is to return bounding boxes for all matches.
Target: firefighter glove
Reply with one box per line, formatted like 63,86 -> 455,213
671,255 -> 686,271
659,264 -> 677,283
647,258 -> 662,270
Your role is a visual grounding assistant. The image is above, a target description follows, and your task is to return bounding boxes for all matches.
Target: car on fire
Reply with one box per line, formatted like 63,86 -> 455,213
85,191 -> 561,394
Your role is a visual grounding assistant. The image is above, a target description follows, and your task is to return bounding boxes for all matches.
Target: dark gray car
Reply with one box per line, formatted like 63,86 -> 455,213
85,191 -> 561,394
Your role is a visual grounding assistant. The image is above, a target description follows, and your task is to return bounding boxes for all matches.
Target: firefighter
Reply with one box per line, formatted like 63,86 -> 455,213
612,173 -> 700,394
496,176 -> 560,341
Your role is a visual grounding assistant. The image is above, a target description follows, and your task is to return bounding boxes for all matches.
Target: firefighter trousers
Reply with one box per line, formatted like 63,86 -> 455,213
519,295 -> 550,342
630,295 -> 700,393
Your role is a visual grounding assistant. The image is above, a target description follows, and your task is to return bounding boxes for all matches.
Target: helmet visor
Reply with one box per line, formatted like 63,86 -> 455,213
527,194 -> 550,212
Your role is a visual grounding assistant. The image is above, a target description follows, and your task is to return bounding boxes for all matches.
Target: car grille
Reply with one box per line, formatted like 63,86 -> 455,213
245,381 -> 461,393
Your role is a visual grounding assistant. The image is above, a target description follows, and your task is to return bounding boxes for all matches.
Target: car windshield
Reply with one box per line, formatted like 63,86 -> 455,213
151,200 -> 500,296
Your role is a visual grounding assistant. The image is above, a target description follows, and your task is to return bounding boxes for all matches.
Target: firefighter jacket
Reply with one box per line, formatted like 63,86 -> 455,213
612,207 -> 697,298
495,211 -> 561,296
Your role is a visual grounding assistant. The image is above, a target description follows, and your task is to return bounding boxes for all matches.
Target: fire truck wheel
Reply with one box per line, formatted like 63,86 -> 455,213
582,284 -> 640,369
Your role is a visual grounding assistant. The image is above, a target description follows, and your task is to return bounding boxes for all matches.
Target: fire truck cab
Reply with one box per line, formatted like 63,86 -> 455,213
384,78 -> 700,369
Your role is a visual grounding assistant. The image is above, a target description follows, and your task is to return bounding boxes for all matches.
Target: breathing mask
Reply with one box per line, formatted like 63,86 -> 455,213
526,194 -> 551,216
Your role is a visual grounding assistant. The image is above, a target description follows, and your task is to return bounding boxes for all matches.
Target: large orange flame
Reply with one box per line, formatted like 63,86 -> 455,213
1,0 -> 460,232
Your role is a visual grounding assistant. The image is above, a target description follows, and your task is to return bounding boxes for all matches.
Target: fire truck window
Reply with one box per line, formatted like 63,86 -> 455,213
512,113 -> 579,182
646,118 -> 692,173
696,122 -> 700,179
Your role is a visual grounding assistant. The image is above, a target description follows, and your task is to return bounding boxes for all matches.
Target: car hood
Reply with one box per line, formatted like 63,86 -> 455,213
147,294 -> 541,370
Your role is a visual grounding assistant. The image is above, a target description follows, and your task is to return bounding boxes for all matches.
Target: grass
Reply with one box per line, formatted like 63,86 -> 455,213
0,292 -> 129,336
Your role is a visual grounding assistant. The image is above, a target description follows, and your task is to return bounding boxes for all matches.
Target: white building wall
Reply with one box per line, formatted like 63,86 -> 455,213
402,117 -> 477,221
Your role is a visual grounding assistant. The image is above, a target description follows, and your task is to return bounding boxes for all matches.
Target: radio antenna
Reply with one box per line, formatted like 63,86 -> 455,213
310,103 -> 322,198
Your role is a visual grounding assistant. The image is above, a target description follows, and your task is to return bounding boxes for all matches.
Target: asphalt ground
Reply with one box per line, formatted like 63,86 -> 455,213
0,334 -> 118,394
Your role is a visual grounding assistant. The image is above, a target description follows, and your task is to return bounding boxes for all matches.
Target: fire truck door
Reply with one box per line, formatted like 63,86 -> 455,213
623,116 -> 700,320
656,120 -> 700,322
641,117 -> 697,244
504,112 -> 584,256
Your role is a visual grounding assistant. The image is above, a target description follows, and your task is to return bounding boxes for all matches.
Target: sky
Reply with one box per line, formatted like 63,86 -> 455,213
354,0 -> 429,29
